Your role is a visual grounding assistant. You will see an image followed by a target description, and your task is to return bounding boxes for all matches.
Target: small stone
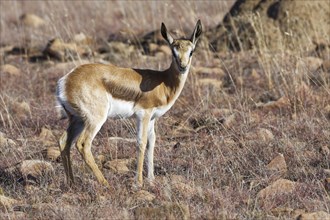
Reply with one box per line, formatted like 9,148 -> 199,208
46,147 -> 60,161
322,60 -> 330,72
251,69 -> 261,80
320,145 -> 330,156
170,175 -> 195,197
194,67 -> 225,76
11,101 -> 31,120
20,160 -> 54,183
211,108 -> 232,117
133,190 -> 155,202
158,45 -> 172,56
135,202 -> 190,220
104,159 -> 133,174
292,209 -> 306,219
0,133 -> 8,148
296,57 -> 323,73
296,211 -> 330,220
257,179 -> 297,208
271,207 -> 294,216
73,32 -> 93,45
258,128 -> 274,142
107,41 -> 135,57
266,153 -> 287,174
97,154 -> 106,164
324,105 -> 330,120
44,38 -> 86,61
39,127 -> 56,144
257,96 -> 290,110
148,43 -> 159,53
325,178 -> 330,192
20,13 -> 45,28
324,169 -> 330,177
198,78 -> 223,88
0,195 -> 19,212
0,64 -> 21,76
223,114 -> 236,128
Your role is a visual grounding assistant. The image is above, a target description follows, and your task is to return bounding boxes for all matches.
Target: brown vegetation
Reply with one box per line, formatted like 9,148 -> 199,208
0,0 -> 329,219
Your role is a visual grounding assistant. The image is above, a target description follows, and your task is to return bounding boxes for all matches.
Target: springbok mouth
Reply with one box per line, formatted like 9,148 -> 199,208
176,62 -> 187,72
178,65 -> 187,72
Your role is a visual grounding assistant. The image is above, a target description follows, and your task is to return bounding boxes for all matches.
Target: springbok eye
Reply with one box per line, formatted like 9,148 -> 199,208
189,50 -> 193,57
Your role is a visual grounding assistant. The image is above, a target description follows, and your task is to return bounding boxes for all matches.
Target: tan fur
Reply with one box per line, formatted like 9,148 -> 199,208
65,63 -> 181,109
56,20 -> 202,187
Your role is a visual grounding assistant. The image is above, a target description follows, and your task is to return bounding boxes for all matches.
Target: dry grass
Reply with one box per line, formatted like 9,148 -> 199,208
0,0 -> 329,219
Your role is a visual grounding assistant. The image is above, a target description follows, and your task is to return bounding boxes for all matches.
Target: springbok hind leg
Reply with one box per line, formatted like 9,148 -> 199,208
76,121 -> 109,188
59,116 -> 84,186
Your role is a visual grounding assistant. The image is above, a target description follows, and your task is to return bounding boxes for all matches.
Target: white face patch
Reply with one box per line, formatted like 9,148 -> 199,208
172,42 -> 195,70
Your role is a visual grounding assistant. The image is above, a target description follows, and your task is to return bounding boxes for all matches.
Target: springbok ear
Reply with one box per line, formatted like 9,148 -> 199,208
190,19 -> 202,45
161,22 -> 174,45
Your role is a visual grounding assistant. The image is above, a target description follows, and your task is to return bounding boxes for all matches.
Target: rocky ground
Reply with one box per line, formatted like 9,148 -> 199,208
0,1 -> 329,219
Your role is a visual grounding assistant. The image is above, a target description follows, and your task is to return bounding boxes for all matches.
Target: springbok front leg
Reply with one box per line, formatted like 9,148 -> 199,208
136,111 -> 152,186
146,119 -> 156,182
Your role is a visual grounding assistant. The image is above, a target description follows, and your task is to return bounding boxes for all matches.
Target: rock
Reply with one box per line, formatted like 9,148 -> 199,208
104,159 -> 133,174
158,45 -> 172,56
97,154 -> 106,164
44,38 -> 86,61
198,78 -> 223,89
322,60 -> 330,72
11,101 -> 31,120
325,178 -> 330,192
320,145 -> 330,156
271,207 -> 294,217
46,147 -> 60,161
258,128 -> 274,142
194,67 -> 225,77
296,57 -> 323,73
107,42 -> 135,56
257,96 -> 291,111
296,211 -> 330,220
20,13 -> 45,28
211,108 -> 233,117
172,181 -> 195,196
39,127 -> 56,146
324,169 -> 330,177
20,160 -> 54,183
170,175 -> 195,197
266,153 -> 287,175
133,190 -> 155,203
324,105 -> 330,120
251,68 -> 261,80
0,195 -> 19,212
0,132 -> 16,148
257,179 -> 297,208
223,114 -> 236,128
292,209 -> 306,219
0,64 -> 21,76
207,0 -> 330,52
148,43 -> 159,53
135,202 -> 190,220
73,33 -> 93,45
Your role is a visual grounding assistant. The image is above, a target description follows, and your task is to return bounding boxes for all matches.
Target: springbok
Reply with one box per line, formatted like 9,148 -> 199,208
56,20 -> 202,187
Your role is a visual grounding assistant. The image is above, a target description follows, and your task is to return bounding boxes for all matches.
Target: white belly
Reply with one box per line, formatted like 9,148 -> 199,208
107,96 -> 135,119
